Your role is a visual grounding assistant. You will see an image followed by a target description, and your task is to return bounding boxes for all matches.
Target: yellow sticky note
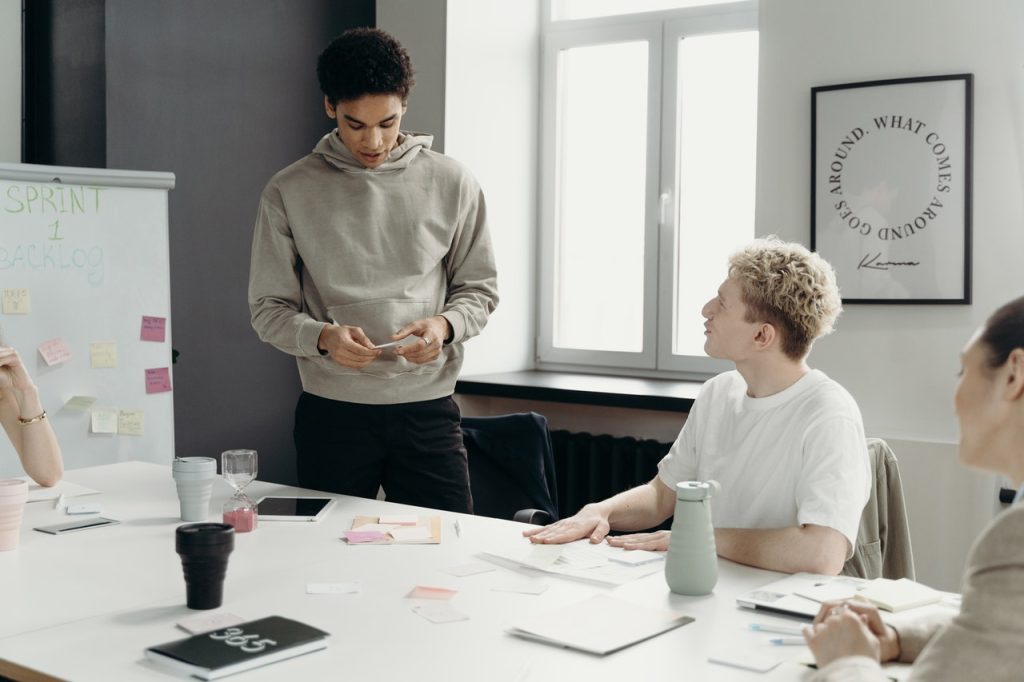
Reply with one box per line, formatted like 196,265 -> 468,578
1,288 -> 30,314
90,342 -> 118,368
90,408 -> 118,434
117,410 -> 144,436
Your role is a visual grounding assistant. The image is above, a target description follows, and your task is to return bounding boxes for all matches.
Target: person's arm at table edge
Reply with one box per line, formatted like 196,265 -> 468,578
715,524 -> 848,575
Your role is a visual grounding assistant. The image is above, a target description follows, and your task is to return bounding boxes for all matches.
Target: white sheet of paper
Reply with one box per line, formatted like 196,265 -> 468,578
523,544 -> 563,566
306,582 -> 361,595
388,526 -> 432,542
557,544 -> 608,569
412,603 -> 469,624
708,651 -> 782,673
607,549 -> 665,566
508,595 -> 692,655
26,479 -> 100,503
795,581 -> 860,603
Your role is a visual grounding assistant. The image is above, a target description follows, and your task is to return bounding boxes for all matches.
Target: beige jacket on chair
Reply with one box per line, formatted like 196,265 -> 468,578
842,438 -> 915,580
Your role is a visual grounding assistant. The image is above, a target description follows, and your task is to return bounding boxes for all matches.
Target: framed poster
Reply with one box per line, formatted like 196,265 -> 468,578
811,74 -> 972,303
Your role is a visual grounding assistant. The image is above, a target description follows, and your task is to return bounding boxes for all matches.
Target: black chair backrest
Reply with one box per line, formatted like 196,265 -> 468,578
462,412 -> 559,523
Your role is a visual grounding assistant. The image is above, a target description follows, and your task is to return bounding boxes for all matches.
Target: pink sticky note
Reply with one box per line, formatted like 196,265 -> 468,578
407,585 -> 457,600
140,316 -> 167,342
343,530 -> 388,544
145,367 -> 172,394
37,338 -> 72,366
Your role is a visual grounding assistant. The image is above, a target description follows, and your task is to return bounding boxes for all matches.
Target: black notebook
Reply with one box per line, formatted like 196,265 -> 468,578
144,616 -> 329,680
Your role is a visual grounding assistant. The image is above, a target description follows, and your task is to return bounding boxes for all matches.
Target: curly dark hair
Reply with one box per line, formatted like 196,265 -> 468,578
316,27 -> 415,104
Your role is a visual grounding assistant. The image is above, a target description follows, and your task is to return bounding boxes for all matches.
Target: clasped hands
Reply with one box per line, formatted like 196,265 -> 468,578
803,598 -> 902,668
317,315 -> 451,369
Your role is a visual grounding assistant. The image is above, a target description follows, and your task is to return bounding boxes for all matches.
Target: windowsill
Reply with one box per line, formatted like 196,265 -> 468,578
455,370 -> 702,412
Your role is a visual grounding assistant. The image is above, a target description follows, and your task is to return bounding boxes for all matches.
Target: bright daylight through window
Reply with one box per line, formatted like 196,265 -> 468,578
539,0 -> 758,375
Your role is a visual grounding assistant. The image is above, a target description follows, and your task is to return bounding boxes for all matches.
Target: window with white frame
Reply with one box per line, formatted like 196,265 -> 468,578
538,0 -> 758,376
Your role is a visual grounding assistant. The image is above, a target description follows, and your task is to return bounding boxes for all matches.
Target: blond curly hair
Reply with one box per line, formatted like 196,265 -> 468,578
728,237 -> 842,360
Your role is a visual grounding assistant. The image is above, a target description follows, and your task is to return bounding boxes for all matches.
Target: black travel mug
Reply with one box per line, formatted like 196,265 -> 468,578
176,523 -> 235,610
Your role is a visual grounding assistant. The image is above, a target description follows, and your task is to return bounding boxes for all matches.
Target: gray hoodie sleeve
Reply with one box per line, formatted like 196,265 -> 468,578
248,190 -> 326,357
441,176 -> 499,344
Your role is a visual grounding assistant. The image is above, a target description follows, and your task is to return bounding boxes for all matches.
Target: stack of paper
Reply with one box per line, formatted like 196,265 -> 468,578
342,516 -> 442,545
508,595 -> 692,655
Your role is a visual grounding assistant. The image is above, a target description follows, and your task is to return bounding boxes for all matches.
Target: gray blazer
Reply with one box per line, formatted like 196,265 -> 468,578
842,438 -> 915,580
815,502 -> 1024,681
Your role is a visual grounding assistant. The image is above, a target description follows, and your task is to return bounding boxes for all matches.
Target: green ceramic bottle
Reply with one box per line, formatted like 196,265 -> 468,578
664,480 -> 719,595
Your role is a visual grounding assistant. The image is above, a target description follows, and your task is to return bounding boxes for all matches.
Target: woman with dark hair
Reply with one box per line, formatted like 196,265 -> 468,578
805,295 -> 1024,680
1,345 -> 63,486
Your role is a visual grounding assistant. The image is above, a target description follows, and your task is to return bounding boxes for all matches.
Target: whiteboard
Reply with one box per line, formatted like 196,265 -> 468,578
0,162 -> 175,477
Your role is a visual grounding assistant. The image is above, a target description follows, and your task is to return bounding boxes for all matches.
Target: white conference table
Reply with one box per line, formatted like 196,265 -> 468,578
0,462 -> 838,682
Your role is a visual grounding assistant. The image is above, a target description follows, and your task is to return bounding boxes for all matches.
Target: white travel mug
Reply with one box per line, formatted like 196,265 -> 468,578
172,457 -> 218,522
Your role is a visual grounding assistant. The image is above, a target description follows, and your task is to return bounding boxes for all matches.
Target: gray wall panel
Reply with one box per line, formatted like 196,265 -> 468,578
105,0 -> 373,484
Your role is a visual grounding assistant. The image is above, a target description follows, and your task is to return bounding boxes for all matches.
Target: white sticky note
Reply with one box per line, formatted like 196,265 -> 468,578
89,342 -> 118,368
306,582 -> 361,595
388,526 -> 432,542
442,562 -> 497,577
90,408 -> 118,434
412,603 -> 469,624
1,288 -> 30,314
378,514 -> 418,525
177,612 -> 245,635
65,396 -> 97,411
117,410 -> 144,436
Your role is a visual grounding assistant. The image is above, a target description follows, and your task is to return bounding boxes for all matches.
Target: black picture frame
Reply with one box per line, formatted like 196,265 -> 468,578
811,74 -> 973,304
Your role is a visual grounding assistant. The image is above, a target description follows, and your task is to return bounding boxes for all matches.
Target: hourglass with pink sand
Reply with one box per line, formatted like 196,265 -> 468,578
221,449 -> 258,532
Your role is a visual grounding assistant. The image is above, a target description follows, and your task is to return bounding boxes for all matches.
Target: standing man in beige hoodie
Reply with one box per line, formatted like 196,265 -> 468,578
249,28 -> 498,513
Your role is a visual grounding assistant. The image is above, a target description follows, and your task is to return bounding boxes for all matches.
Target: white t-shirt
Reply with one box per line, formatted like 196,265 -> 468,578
658,369 -> 870,556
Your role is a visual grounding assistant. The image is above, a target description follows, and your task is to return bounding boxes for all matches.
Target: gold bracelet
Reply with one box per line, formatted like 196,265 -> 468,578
18,410 -> 47,425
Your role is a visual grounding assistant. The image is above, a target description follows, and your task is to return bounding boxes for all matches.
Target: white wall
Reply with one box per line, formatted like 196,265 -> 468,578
444,0 -> 541,375
758,0 -> 1024,588
0,0 -> 20,162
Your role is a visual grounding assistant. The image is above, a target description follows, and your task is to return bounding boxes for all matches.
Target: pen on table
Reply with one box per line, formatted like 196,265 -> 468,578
53,493 -> 65,510
768,636 -> 808,646
454,519 -> 462,538
749,623 -> 804,636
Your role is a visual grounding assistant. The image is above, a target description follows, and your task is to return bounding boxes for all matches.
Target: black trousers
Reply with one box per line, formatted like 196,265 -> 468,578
293,392 -> 473,514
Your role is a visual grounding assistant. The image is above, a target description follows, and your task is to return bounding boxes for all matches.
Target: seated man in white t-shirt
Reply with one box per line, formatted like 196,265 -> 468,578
524,238 -> 871,575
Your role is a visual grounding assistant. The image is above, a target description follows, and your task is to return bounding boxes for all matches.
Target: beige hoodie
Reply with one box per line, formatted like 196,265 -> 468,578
248,130 -> 498,404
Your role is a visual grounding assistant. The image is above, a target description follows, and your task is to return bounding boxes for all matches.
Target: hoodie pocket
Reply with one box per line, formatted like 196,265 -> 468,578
316,298 -> 446,379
